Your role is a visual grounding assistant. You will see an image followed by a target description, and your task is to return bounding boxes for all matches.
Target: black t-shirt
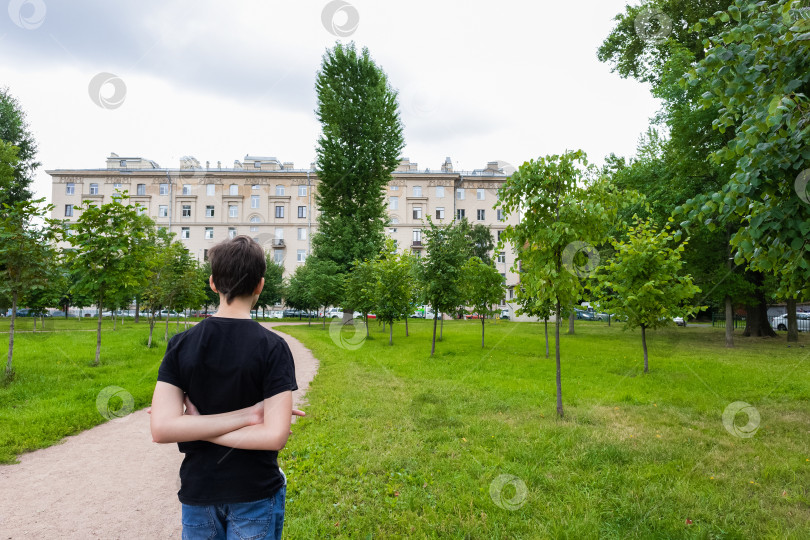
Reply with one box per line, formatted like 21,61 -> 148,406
157,317 -> 298,505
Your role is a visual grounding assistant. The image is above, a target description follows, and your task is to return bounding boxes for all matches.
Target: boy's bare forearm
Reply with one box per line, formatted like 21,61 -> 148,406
205,424 -> 290,451
153,411 -> 255,443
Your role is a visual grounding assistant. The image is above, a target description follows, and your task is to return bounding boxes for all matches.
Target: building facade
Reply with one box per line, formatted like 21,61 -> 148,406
48,153 -> 522,311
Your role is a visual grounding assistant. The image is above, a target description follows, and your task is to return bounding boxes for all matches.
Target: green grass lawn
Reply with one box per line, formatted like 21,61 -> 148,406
0,319 -> 176,463
279,319 -> 810,539
2,317 -> 809,538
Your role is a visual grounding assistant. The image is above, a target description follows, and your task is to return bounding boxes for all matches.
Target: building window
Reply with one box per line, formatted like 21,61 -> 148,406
273,250 -> 284,264
229,205 -> 238,218
390,217 -> 399,224
497,230 -> 503,241
477,209 -> 485,220
297,227 -> 307,240
413,229 -> 422,243
275,185 -> 285,196
477,189 -> 485,200
275,206 -> 284,218
119,159 -> 127,168
229,184 -> 238,196
413,186 -> 422,197
181,227 -> 190,239
254,161 -> 261,169
413,207 -> 422,220
275,228 -> 284,241
65,182 -> 75,195
457,209 -> 465,220
298,185 -> 307,197
182,184 -> 191,195
65,204 -> 73,217
206,184 -> 215,196
136,183 -> 146,196
509,288 -> 514,300
228,227 -> 237,239
497,252 -> 506,263
160,183 -> 169,196
203,249 -> 209,261
182,205 -> 191,217
205,227 -> 214,240
436,207 -> 445,219
297,249 -> 306,263
205,205 -> 215,218
249,195 -> 259,209
456,188 -> 465,200
252,184 -> 260,190
89,183 -> 99,195
436,186 -> 445,198
389,196 -> 399,210
298,206 -> 307,219
159,205 -> 168,218
249,216 -> 261,232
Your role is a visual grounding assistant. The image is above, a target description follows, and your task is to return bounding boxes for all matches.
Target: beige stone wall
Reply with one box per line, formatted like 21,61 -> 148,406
49,158 -> 522,312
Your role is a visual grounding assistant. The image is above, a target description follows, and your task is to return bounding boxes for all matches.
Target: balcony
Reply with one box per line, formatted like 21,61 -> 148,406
411,240 -> 423,249
272,238 -> 285,247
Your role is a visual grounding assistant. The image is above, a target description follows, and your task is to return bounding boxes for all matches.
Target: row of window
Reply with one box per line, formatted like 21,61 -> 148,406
387,202 -> 504,222
66,202 -> 310,219
388,186 -> 489,200
66,183 -> 495,201
65,182 -> 311,197
181,226 -> 309,241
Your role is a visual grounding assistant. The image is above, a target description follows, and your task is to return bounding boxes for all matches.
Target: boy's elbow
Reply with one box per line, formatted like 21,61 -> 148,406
150,419 -> 173,444
264,429 -> 290,451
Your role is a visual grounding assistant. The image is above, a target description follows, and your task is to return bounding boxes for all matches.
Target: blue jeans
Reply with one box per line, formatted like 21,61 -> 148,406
181,485 -> 286,540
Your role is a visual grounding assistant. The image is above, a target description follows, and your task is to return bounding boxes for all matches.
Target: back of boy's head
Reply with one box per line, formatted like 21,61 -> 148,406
208,235 -> 266,304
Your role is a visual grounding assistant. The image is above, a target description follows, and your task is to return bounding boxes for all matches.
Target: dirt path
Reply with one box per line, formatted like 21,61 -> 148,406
0,323 -> 318,540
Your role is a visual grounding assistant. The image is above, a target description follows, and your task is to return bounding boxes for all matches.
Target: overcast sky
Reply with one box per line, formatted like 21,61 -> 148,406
0,0 -> 659,203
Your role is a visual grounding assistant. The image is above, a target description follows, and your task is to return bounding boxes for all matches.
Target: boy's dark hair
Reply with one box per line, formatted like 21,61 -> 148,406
208,235 -> 266,304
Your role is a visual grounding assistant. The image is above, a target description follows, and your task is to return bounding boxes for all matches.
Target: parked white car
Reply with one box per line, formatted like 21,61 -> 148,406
771,312 -> 810,331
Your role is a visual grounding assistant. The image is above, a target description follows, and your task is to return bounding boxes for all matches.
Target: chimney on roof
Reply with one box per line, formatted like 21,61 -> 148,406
441,157 -> 453,173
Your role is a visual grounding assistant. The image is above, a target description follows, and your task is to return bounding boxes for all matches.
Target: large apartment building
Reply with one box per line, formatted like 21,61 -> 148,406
48,153 -> 522,308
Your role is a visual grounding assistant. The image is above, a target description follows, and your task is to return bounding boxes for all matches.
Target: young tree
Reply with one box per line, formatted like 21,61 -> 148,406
595,217 -> 702,372
285,264 -> 319,325
498,151 -> 623,417
253,253 -> 284,319
462,257 -> 505,348
308,258 -> 344,329
373,239 -> 414,345
311,42 -> 405,318
63,195 -> 151,365
0,88 -> 40,209
421,218 -> 470,355
199,261 -> 219,315
343,258 -> 377,337
0,199 -> 55,378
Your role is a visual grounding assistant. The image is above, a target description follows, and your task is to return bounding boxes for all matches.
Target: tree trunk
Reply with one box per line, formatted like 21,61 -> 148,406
365,314 -> 369,338
725,295 -> 734,348
164,311 -> 170,341
95,300 -> 103,366
135,297 -> 140,323
64,302 -> 69,319
33,316 -> 37,331
786,297 -> 798,342
148,315 -> 155,348
6,291 -> 18,376
544,318 -> 549,359
641,324 -> 649,373
389,322 -> 393,346
555,300 -> 563,417
431,313 -> 438,356
113,312 -> 117,331
176,312 -> 180,331
742,273 -> 777,337
607,314 -> 610,327
440,315 -> 443,341
405,316 -> 409,337
568,310 -> 575,335
481,316 -> 485,348
322,307 -> 326,329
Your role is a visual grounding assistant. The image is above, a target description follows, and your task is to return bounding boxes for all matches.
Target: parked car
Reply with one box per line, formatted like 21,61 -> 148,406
673,316 -> 686,327
771,312 -> 810,331
500,309 -> 510,320
325,308 -> 344,319
575,309 -> 595,321
282,309 -> 317,318
158,310 -> 185,318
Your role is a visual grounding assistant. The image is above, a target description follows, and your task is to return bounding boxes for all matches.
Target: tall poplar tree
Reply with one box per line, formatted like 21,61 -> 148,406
0,88 -> 40,209
311,42 -> 405,282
